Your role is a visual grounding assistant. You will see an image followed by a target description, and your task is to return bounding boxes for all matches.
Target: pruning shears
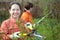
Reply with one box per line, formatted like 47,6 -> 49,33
17,22 -> 42,40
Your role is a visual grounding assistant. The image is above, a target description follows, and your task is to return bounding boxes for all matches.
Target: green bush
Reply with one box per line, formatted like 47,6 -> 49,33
0,11 -> 10,25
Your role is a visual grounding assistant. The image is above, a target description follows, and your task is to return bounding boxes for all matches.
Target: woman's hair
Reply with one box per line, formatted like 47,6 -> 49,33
9,2 -> 21,9
24,2 -> 33,10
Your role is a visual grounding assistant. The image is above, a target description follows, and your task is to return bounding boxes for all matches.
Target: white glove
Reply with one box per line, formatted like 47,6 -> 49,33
9,32 -> 20,39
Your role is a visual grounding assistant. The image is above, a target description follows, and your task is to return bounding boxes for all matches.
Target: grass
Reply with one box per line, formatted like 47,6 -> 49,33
33,18 -> 59,40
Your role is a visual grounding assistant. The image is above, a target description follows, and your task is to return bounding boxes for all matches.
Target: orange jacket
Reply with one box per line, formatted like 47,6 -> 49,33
21,11 -> 33,23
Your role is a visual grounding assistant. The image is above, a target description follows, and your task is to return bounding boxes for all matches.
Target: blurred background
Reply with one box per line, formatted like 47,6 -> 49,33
0,0 -> 60,40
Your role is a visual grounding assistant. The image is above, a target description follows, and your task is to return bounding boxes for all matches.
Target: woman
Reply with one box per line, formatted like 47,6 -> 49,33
21,2 -> 33,23
20,2 -> 42,40
20,2 -> 36,36
0,2 -> 24,40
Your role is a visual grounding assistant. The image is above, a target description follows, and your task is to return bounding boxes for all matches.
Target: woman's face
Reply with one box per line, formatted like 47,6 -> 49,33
9,4 -> 21,19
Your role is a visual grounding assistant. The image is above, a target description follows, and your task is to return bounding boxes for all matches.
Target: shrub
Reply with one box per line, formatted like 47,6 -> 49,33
0,11 -> 10,25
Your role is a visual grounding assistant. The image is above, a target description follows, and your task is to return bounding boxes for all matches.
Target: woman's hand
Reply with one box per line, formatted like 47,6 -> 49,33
9,32 -> 20,39
2,33 -> 11,40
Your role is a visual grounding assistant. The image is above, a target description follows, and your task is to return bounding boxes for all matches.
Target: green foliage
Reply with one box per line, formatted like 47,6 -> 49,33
0,11 -> 10,25
34,18 -> 59,40
43,6 -> 48,16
